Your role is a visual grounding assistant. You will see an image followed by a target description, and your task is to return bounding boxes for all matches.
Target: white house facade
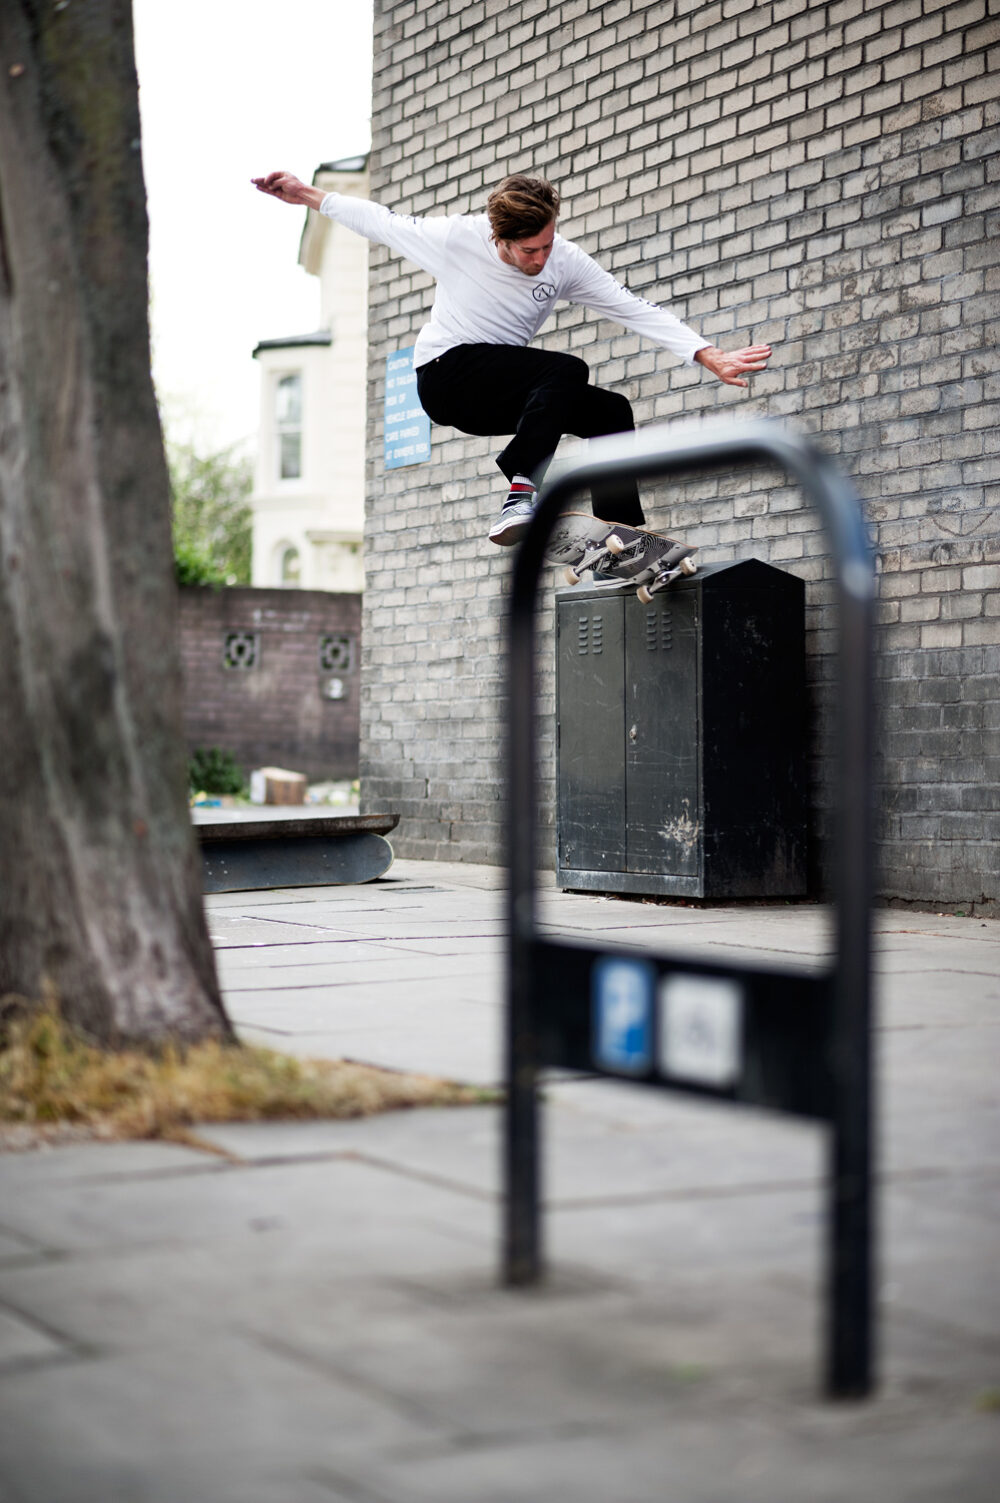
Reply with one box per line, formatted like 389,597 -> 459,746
250,156 -> 369,593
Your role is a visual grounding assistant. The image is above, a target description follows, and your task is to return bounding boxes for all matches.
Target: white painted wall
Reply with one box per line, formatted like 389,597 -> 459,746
250,160 -> 369,593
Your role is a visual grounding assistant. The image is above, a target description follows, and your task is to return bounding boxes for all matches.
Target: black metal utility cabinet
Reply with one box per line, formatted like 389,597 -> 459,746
556,559 -> 806,899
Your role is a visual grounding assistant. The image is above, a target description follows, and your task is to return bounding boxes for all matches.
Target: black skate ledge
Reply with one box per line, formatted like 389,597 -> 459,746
192,807 -> 399,893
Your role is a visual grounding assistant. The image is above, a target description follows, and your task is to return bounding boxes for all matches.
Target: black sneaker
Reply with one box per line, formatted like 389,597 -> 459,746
488,489 -> 537,546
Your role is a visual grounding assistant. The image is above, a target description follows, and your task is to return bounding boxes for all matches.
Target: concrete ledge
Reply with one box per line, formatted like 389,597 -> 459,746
192,808 -> 399,841
193,809 -> 399,891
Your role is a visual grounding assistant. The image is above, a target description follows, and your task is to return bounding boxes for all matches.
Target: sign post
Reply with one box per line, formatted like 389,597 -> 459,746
503,419 -> 875,1399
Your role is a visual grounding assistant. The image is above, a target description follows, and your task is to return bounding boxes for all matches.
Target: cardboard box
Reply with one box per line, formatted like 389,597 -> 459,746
249,767 -> 308,806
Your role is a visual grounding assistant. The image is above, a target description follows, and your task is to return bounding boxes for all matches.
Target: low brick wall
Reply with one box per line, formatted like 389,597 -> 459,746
178,587 -> 361,783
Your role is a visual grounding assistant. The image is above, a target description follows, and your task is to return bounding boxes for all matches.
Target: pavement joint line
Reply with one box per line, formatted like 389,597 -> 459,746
219,957 -> 504,971
879,1020 -> 1000,1031
241,1327 -> 450,1432
877,967 -> 1000,980
538,915 -> 761,927
545,1160 -> 999,1213
883,1301 -> 1000,1356
199,1146 -> 377,1170
0,1293 -> 99,1364
213,932 -> 505,948
0,1250 -> 72,1272
209,907 -> 341,919
228,975 -> 498,992
94,1145 -> 420,1177
382,1416 -> 623,1463
224,978 -> 468,993
220,930 -> 505,944
0,1348 -> 98,1380
548,1177 -> 823,1211
303,1463 -> 399,1503
882,1162 -> 1000,1180
341,1149 -> 499,1204
34,1156 -> 243,1184
384,1261 -> 636,1307
536,930 -> 831,962
374,928 -> 506,938
0,1220 -> 51,1256
230,1021 -> 294,1035
0,1234 -> 252,1271
210,935 -> 381,946
210,942 -> 347,952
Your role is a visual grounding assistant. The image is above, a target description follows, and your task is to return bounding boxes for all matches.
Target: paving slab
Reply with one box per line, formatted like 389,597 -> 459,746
0,860 -> 997,1502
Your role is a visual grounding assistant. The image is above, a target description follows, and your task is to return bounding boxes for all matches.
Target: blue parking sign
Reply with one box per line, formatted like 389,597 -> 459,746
384,347 -> 431,469
592,958 -> 655,1075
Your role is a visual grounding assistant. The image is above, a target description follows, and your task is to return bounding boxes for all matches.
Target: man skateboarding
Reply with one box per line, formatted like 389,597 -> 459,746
252,170 -> 771,545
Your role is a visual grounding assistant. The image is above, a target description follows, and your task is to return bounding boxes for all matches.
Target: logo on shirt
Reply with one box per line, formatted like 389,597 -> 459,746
532,283 -> 556,303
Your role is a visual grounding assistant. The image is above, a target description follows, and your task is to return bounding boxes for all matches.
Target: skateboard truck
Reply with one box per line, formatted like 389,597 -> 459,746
635,552 -> 697,603
634,542 -> 698,603
562,531 -> 626,586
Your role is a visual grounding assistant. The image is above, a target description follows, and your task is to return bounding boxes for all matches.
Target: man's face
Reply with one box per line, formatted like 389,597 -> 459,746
498,220 -> 556,276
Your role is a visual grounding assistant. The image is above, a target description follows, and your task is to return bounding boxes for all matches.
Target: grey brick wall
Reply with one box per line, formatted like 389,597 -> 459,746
360,0 -> 999,912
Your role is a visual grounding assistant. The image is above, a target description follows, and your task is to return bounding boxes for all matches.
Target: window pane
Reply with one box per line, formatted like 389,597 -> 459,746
280,547 -> 301,586
280,432 -> 301,480
276,373 -> 302,425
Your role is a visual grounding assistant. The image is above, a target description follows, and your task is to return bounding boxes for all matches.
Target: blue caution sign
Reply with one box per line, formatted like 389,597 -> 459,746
384,346 -> 431,469
591,958 -> 655,1076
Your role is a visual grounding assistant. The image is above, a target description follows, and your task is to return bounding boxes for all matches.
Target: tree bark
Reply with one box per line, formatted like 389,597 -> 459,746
0,0 -> 232,1044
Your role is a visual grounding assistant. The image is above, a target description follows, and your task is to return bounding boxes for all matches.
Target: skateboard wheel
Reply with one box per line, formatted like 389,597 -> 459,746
564,566 -> 582,587
680,557 -> 697,576
606,533 -> 625,556
636,585 -> 654,605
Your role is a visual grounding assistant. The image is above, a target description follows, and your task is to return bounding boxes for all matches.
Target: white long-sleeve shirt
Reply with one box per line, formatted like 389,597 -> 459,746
319,192 -> 710,370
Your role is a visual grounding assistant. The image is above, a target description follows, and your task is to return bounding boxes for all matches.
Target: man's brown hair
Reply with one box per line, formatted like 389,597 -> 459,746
486,174 -> 560,242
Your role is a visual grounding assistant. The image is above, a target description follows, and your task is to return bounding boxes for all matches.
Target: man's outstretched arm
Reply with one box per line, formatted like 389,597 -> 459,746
561,248 -> 773,384
694,343 -> 772,388
252,170 -> 452,279
252,171 -> 326,211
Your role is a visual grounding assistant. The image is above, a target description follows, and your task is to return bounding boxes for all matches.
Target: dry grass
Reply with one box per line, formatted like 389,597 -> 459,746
0,1000 -> 489,1152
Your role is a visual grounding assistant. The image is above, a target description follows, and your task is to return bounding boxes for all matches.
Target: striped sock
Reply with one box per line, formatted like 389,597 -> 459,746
505,474 -> 536,508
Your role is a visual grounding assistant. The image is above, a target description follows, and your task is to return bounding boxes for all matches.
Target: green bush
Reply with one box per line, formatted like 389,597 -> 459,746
174,539 -> 229,588
188,747 -> 246,797
168,437 -> 253,587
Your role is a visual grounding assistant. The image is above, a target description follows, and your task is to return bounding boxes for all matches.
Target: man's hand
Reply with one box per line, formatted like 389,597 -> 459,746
694,343 -> 772,388
251,172 -> 326,211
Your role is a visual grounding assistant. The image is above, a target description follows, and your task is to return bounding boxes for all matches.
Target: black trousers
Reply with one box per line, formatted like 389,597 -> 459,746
416,343 -> 644,526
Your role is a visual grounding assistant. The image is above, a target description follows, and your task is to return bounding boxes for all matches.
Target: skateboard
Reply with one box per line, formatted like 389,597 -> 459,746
543,511 -> 697,602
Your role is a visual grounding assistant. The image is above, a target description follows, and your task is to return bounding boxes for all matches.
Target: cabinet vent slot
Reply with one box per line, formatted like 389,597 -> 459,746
644,610 -> 673,651
578,615 -> 604,656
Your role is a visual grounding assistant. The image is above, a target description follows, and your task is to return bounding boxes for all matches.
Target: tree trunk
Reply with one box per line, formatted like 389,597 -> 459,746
0,0 -> 231,1044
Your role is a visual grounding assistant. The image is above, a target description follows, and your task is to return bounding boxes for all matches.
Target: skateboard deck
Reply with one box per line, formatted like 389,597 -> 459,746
193,809 -> 398,892
544,511 -> 697,601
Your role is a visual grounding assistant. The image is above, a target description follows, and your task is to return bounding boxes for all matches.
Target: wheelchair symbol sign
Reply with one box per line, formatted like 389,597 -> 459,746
659,973 -> 743,1087
592,958 -> 655,1076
